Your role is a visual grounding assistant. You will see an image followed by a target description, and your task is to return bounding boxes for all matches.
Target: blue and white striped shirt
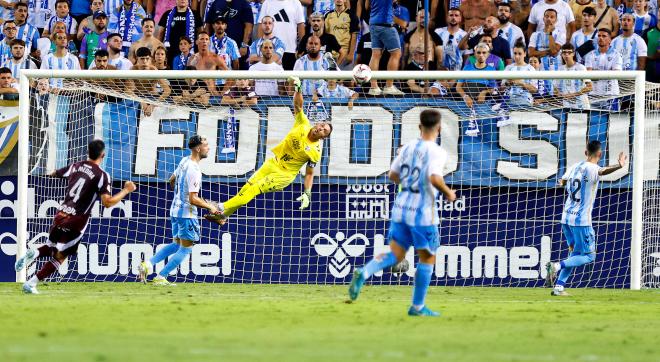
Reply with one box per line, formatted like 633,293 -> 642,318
40,52 -> 81,88
561,161 -> 600,226
2,57 -> 37,81
293,54 -> 330,96
610,33 -> 647,71
390,139 -> 448,226
313,0 -> 334,14
170,156 -> 202,219
249,36 -> 286,61
0,41 -> 11,65
633,12 -> 657,36
570,29 -> 596,64
317,81 -> 355,98
434,27 -> 467,71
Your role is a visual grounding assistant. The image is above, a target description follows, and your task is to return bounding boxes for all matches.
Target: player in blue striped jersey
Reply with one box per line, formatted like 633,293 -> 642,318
546,141 -> 626,296
139,135 -> 219,286
348,109 -> 456,317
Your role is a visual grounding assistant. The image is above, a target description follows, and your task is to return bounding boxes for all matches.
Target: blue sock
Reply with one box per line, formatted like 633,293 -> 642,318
412,263 -> 433,308
362,252 -> 398,280
150,242 -> 180,265
158,245 -> 192,277
557,267 -> 572,286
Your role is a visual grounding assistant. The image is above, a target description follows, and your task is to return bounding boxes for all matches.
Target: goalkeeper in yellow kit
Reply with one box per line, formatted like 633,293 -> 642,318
209,77 -> 333,225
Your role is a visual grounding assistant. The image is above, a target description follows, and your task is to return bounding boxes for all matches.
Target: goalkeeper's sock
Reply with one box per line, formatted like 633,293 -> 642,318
362,252 -> 397,279
158,245 -> 192,277
412,263 -> 433,310
150,242 -> 180,265
35,258 -> 61,281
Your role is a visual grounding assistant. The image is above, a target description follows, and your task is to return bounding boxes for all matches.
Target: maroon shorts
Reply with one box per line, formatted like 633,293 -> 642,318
48,212 -> 89,256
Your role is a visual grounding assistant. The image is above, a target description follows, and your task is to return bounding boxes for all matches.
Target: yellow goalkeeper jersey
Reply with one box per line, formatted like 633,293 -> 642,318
271,110 -> 322,173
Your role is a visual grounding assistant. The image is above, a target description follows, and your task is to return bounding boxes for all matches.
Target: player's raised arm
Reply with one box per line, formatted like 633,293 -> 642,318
599,152 -> 627,176
289,76 -> 303,114
101,181 -> 137,208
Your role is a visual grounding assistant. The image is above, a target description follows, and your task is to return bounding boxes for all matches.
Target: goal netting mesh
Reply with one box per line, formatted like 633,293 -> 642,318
17,71 -> 653,288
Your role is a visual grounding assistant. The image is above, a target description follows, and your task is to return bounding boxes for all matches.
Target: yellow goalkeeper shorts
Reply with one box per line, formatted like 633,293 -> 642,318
249,158 -> 298,193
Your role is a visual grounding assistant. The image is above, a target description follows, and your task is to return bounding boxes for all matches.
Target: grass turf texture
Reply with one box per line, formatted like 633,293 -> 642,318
0,283 -> 658,362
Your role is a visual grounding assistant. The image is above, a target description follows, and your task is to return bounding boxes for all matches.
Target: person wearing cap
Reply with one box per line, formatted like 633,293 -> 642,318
296,11 -> 343,63
210,15 -> 240,70
77,0 -> 105,41
203,0 -> 253,63
79,10 -> 110,69
158,0 -> 203,66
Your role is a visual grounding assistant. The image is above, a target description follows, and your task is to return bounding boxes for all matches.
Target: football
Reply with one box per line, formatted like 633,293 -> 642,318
352,64 -> 372,84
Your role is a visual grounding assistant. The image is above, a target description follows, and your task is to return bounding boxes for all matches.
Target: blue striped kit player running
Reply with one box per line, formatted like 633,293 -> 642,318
348,109 -> 456,317
546,140 -> 627,296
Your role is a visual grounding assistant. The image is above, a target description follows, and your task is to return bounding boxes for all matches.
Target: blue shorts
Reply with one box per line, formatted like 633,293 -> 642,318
370,25 -> 401,52
561,224 -> 595,255
171,217 -> 200,242
387,221 -> 440,254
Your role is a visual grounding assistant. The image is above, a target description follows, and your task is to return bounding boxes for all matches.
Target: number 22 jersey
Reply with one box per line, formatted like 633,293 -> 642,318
561,161 -> 600,226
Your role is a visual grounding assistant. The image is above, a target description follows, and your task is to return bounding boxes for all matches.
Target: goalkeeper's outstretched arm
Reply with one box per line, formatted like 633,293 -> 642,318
290,76 -> 303,114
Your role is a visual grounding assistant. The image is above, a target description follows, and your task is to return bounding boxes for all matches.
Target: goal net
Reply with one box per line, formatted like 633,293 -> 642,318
16,69 -> 651,289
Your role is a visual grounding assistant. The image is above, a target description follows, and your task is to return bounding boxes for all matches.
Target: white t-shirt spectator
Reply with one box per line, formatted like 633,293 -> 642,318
555,63 -> 590,109
610,33 -> 648,71
258,0 -> 305,53
585,48 -> 622,96
528,0 -> 575,36
499,22 -> 525,55
249,61 -> 284,95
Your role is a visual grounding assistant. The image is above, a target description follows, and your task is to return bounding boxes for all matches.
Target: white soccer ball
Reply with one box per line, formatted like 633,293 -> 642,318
352,64 -> 372,84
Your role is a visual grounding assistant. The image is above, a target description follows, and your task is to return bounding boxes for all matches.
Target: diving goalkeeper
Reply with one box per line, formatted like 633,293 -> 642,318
209,77 -> 333,225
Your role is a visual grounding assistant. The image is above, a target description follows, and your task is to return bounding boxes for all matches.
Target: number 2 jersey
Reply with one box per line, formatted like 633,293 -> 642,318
561,161 -> 600,226
54,161 -> 112,219
390,139 -> 448,226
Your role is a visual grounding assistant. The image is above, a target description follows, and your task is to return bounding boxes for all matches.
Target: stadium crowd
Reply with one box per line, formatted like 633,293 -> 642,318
0,0 -> 655,110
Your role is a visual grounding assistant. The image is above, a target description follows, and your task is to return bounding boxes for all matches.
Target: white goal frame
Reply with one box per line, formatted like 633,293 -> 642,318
16,69 -> 646,289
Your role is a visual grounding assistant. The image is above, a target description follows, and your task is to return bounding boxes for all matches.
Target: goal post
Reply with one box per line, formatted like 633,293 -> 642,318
16,69 -> 648,289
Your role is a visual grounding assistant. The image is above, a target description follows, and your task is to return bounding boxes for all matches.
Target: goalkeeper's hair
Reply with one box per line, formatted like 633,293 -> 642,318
587,140 -> 602,156
88,139 -> 106,160
420,109 -> 441,129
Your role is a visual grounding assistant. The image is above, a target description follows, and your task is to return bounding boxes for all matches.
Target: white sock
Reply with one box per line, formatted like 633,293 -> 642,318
413,304 -> 424,311
553,285 -> 564,292
27,275 -> 39,286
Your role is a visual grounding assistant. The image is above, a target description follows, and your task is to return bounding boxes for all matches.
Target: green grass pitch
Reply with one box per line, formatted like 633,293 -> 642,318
0,283 -> 658,362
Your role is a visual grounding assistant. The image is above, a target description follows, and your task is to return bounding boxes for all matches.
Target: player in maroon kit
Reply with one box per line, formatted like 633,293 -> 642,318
15,139 -> 136,294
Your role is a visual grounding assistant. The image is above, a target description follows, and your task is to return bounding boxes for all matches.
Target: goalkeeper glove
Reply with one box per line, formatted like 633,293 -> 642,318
288,76 -> 302,93
296,189 -> 311,210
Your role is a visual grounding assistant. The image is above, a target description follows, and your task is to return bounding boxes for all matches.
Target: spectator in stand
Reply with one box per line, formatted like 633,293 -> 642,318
248,16 -> 285,65
171,36 -> 192,70
632,0 -> 657,35
77,0 -> 104,41
585,28 -> 623,111
457,42 -> 499,136
109,0 -> 147,56
91,48 -> 115,68
570,6 -> 597,64
12,3 -> 40,57
298,12 -> 343,62
643,15 -> 660,82
159,0 -> 203,67
44,0 -> 79,40
128,18 -> 163,63
98,32 -> 132,69
0,67 -> 18,99
249,39 -> 284,96
404,45 -> 431,94
459,0 -> 496,30
209,16 -> 240,70
41,31 -> 81,88
612,13 -> 647,70
528,55 -> 550,103
0,0 -> 18,24
28,0 -> 56,34
462,16 -> 512,65
404,9 -> 438,69
188,31 -> 228,95
0,20 -> 17,64
257,0 -> 305,70
310,0 -> 335,15
434,8 -> 467,71
527,0 -> 575,40
594,0 -> 619,35
2,39 -> 37,82
204,0 -> 253,68
40,21 -> 68,61
316,79 -> 358,108
71,0 -> 93,24
529,8 -> 565,76
221,78 -> 258,106
554,43 -> 592,109
173,65 -> 212,106
502,42 -> 537,106
569,0 -> 593,29
464,34 -> 505,69
514,0 -> 531,30
617,0 -> 634,18
79,11 -> 109,69
392,0 -> 410,54
127,46 -> 171,116
497,2 -> 525,56
293,35 -> 330,96
151,0 -> 178,24
153,44 -> 167,69
324,0 -> 359,68
367,0 -> 405,95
